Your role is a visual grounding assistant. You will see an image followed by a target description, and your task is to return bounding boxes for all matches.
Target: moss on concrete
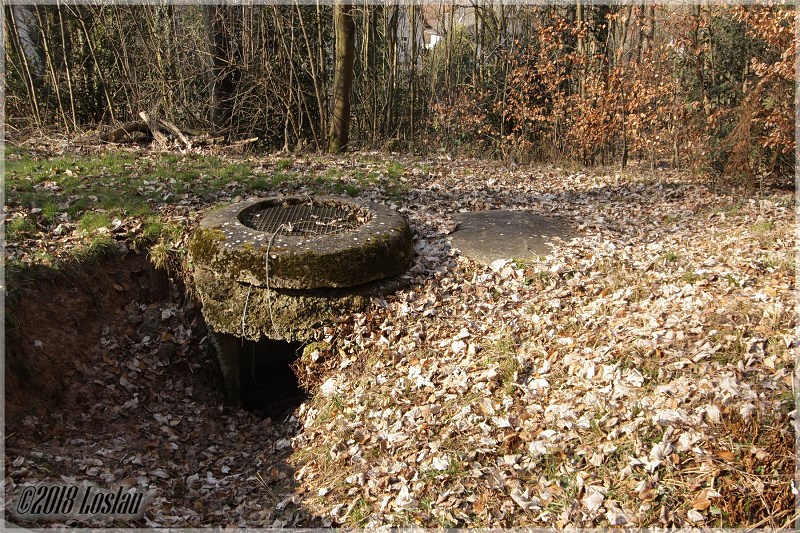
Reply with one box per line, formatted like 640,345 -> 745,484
188,227 -> 227,266
303,341 -> 329,357
191,221 -> 412,290
190,196 -> 414,289
263,223 -> 413,289
194,267 -> 393,342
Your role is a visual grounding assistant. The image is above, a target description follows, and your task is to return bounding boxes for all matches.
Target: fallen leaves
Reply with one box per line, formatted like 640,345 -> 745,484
5,148 -> 796,528
287,157 -> 795,528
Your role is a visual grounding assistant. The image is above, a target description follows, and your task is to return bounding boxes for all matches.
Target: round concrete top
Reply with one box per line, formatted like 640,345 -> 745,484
190,196 -> 413,289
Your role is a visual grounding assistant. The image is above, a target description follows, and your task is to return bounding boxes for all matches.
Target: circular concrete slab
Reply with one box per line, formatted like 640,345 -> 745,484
190,196 -> 413,289
449,210 -> 575,264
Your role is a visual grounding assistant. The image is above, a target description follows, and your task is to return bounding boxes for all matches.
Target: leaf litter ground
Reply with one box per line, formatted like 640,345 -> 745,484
4,144 -> 797,528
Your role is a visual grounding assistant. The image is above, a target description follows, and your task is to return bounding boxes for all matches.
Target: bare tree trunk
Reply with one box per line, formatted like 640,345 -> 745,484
296,0 -> 325,147
619,87 -> 628,170
408,1 -> 417,143
203,4 -> 238,139
7,6 -> 43,126
56,7 -> 78,131
576,0 -> 585,55
640,3 -> 654,61
70,5 -> 116,122
690,4 -> 711,117
576,0 -> 586,99
616,5 -> 633,65
328,0 -> 355,153
271,5 -> 300,151
445,2 -> 454,93
34,7 -> 70,129
384,4 -> 398,139
363,5 -> 379,144
110,7 -> 137,117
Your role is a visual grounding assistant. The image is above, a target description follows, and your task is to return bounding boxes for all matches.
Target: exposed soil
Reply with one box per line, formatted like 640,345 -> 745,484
6,251 -> 211,422
5,250 -> 320,527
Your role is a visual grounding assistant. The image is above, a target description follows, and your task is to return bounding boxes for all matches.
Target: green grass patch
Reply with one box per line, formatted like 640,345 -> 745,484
751,219 -> 775,234
170,169 -> 201,182
384,181 -> 409,201
485,336 -> 521,394
127,204 -> 155,218
4,145 -> 29,157
312,394 -> 347,425
220,162 -> 252,181
41,202 -> 59,225
525,270 -> 552,287
386,161 -> 405,179
336,183 -> 362,197
78,212 -> 112,233
681,268 -> 703,284
141,219 -> 165,242
309,164 -> 409,199
6,150 -> 149,223
4,148 -> 263,232
138,218 -> 183,245
73,234 -> 115,262
512,258 -> 532,269
251,175 -> 270,191
148,240 -> 173,272
272,170 -> 297,186
160,153 -> 182,165
324,167 -> 343,180
6,216 -> 37,240
345,498 -> 371,527
711,199 -> 745,215
751,219 -> 778,248
660,250 -> 680,263
138,219 -> 188,271
5,151 -> 135,183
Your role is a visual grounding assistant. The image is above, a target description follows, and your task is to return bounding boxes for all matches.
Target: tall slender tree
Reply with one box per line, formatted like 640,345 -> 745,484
203,4 -> 239,139
328,0 -> 355,153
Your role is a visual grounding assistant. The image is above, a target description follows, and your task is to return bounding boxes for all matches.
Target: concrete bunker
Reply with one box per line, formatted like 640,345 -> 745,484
190,195 -> 413,408
236,338 -> 306,419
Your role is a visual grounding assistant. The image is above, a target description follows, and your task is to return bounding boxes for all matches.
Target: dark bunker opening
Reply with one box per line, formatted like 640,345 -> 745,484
237,338 -> 307,419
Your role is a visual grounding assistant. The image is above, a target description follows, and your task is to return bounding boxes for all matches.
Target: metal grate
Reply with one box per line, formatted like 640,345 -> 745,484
239,201 -> 367,236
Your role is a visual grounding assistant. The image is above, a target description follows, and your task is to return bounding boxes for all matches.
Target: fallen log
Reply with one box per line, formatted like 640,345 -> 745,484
98,116 -> 199,148
99,121 -> 151,143
158,118 -> 191,149
138,111 -> 169,147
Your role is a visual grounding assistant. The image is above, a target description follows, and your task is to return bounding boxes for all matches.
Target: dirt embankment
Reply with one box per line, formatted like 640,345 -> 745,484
5,251 -> 216,428
5,250 -> 320,527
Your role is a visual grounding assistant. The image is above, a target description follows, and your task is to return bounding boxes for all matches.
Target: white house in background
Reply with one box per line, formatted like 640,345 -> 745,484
394,1 -> 521,62
427,33 -> 444,49
394,3 -> 473,61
